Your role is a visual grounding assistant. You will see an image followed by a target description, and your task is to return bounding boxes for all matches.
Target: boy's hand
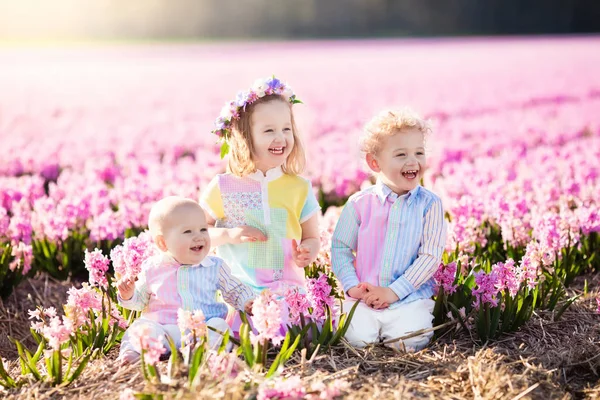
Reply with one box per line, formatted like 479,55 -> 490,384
291,239 -> 318,268
347,285 -> 367,300
229,226 -> 267,244
244,299 -> 254,316
360,283 -> 399,310
117,278 -> 136,301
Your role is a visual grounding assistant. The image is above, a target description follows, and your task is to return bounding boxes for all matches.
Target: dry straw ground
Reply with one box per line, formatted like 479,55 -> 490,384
1,274 -> 599,400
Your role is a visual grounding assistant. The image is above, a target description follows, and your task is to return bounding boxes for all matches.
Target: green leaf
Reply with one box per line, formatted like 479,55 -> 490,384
333,299 -> 360,343
553,295 -> 580,322
67,349 -> 98,384
220,141 -> 230,159
0,357 -> 17,387
239,323 -> 254,368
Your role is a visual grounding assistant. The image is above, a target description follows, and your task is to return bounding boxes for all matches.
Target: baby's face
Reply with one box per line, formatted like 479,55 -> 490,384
161,206 -> 210,265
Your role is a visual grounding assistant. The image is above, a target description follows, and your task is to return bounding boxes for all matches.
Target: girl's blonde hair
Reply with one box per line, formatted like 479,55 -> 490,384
360,108 -> 432,155
227,95 -> 306,176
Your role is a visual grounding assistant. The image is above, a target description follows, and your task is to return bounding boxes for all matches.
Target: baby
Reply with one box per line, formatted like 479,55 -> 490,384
117,196 -> 255,364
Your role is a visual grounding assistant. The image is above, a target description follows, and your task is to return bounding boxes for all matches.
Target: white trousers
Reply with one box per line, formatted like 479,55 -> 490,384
343,298 -> 435,352
119,317 -> 232,358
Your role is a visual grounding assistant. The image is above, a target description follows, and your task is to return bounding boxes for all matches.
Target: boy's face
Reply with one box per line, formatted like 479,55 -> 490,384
159,205 -> 210,265
366,128 -> 426,195
250,100 -> 295,173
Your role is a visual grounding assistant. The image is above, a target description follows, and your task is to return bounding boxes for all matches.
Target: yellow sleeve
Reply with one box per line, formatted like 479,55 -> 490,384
200,176 -> 225,220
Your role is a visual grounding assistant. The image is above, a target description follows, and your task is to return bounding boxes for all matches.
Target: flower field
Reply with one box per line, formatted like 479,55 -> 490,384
1,37 -> 600,399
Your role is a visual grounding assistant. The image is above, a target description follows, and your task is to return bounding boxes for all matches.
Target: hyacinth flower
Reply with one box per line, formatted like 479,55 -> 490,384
284,273 -> 359,358
0,240 -> 34,299
9,306 -> 98,386
238,289 -> 301,377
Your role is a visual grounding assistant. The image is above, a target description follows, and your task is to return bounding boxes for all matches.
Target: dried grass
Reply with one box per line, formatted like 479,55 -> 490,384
1,275 -> 599,399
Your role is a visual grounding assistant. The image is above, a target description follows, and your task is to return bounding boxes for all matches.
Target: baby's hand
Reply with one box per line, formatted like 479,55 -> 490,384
291,239 -> 313,268
229,226 -> 267,244
360,283 -> 399,310
244,299 -> 254,316
117,278 -> 136,301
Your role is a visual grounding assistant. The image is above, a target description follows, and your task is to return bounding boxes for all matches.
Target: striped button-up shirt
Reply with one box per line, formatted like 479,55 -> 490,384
331,180 -> 447,308
119,254 -> 255,324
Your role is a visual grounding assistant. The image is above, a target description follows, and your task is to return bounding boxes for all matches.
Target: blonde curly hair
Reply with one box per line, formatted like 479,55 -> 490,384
360,108 -> 431,155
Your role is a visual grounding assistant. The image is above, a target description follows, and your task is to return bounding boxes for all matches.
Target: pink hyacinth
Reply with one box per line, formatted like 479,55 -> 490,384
0,206 -> 9,237
517,255 -> 539,290
472,270 -> 500,309
285,288 -> 311,325
29,306 -> 58,333
110,231 -> 158,281
41,315 -> 74,350
250,289 -> 284,347
257,375 -> 305,400
128,324 -> 166,365
9,241 -> 33,274
596,296 -> 600,314
306,273 -> 336,323
433,262 -> 458,295
84,248 -> 110,290
177,309 -> 207,345
206,350 -> 240,379
307,379 -> 351,400
492,259 -> 519,298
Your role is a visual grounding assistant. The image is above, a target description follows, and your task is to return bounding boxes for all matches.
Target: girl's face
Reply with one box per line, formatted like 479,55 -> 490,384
250,100 -> 295,173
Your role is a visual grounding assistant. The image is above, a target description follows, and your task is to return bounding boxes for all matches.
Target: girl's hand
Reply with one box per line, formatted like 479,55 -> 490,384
291,239 -> 317,268
229,226 -> 267,244
117,278 -> 136,301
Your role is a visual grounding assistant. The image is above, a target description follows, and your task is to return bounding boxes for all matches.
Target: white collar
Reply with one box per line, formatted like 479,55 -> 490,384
247,166 -> 284,182
161,253 -> 215,268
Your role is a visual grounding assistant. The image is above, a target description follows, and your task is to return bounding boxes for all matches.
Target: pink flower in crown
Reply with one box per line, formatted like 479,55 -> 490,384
257,375 -> 305,400
250,289 -> 284,346
433,262 -> 458,295
84,248 -> 110,290
472,270 -> 500,309
128,324 -> 166,365
211,76 -> 300,156
177,309 -> 207,345
492,259 -> 519,298
110,231 -> 158,281
284,288 -> 310,325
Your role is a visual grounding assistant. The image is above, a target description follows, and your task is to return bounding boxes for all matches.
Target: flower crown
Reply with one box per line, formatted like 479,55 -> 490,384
212,76 -> 302,158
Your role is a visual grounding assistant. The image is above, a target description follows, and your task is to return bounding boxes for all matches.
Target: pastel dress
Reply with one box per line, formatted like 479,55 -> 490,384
200,167 -> 320,328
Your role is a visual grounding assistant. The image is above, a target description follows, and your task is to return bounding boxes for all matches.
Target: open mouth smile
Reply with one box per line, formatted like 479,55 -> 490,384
268,146 -> 285,155
402,170 -> 419,179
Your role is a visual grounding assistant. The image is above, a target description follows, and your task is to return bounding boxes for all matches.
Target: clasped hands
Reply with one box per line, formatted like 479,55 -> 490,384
347,282 -> 399,310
